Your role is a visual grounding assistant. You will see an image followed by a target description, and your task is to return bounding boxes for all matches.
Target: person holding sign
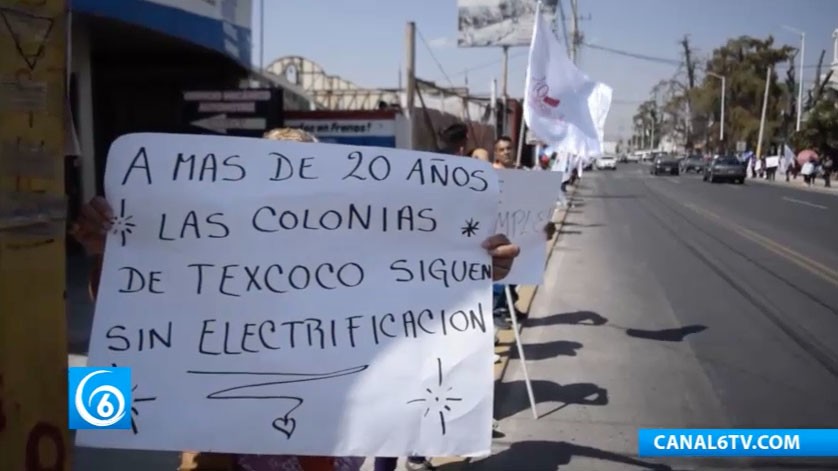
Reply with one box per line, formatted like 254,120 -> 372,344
71,126 -> 521,471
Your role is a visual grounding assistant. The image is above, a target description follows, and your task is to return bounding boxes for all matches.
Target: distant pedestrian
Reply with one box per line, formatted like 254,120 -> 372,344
801,158 -> 815,186
822,155 -> 833,188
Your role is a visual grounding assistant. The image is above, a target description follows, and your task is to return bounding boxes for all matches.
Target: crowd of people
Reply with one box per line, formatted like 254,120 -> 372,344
70,122 -> 575,471
783,155 -> 834,188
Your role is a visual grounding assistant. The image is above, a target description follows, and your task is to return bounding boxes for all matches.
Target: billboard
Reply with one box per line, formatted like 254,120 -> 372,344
457,0 -> 559,48
71,0 -> 252,66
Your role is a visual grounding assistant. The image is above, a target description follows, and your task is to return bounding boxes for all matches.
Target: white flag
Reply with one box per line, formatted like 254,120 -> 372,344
523,3 -> 612,156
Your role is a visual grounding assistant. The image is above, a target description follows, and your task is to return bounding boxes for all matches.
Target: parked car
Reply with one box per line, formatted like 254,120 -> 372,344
626,152 -> 641,163
617,154 -> 629,163
680,155 -> 705,173
595,155 -> 617,170
650,155 -> 680,175
703,156 -> 746,183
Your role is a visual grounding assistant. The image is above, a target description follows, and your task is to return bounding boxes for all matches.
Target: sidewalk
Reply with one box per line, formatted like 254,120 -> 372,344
749,174 -> 838,195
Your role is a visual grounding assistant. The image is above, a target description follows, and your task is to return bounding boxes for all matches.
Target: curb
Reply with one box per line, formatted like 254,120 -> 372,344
749,176 -> 838,196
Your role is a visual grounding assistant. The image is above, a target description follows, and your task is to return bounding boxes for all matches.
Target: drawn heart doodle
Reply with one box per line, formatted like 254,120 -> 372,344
272,416 -> 296,439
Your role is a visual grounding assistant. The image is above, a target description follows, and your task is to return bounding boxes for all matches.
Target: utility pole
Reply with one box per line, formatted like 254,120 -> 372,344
569,0 -> 579,63
501,45 -> 509,134
406,21 -> 416,149
259,0 -> 265,70
756,66 -> 772,158
0,1 -> 70,470
680,35 -> 697,148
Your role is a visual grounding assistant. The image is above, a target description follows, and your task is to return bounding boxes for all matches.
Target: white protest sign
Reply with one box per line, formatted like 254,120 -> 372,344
494,169 -> 563,285
76,133 -> 500,457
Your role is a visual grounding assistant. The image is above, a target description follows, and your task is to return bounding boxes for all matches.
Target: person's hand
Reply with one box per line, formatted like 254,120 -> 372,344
70,196 -> 113,256
482,234 -> 520,281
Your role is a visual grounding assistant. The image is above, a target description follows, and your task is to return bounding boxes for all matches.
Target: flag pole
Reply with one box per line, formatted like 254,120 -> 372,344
504,285 -> 538,419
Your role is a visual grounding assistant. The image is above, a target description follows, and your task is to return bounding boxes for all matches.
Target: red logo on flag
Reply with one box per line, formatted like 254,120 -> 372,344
542,96 -> 560,107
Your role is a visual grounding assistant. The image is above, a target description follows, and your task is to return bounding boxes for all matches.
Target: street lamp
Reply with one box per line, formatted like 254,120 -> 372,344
706,71 -> 725,144
781,24 -> 805,132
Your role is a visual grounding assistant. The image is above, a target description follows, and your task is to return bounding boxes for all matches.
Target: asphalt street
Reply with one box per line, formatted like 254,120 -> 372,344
469,165 -> 838,470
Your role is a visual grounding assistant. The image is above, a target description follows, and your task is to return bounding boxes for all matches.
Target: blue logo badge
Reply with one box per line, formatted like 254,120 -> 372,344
68,367 -> 132,430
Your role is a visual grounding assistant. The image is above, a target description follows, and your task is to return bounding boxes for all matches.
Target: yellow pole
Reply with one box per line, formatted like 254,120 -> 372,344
0,1 -> 70,470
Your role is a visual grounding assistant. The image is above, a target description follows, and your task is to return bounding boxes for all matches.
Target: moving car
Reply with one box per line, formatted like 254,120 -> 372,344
650,155 -> 680,175
595,155 -> 617,170
626,153 -> 641,163
703,156 -> 746,183
680,155 -> 705,173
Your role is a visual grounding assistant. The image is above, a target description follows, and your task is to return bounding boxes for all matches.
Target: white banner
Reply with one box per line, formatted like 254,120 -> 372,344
523,4 -> 612,157
77,133 -> 499,457
494,169 -> 563,285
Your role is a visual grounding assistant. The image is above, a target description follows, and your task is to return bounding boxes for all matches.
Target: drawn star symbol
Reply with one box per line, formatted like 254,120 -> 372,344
406,358 -> 462,435
110,199 -> 136,247
112,363 -> 157,434
460,218 -> 480,238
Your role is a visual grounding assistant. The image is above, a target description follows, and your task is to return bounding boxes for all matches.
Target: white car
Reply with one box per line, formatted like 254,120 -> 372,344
595,156 -> 617,170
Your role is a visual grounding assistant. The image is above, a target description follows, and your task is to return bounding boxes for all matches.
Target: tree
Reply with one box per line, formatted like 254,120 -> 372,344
638,35 -> 795,153
694,36 -> 795,153
632,99 -> 662,149
791,87 -> 838,156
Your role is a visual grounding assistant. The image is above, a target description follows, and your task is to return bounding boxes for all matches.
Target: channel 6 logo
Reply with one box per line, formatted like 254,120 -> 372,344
68,367 -> 132,430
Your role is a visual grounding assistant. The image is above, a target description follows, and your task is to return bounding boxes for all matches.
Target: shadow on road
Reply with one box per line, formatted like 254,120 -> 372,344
511,340 -> 584,360
557,229 -> 582,235
583,194 -> 642,200
494,380 -> 608,420
456,440 -> 674,471
563,222 -> 606,228
625,325 -> 707,342
527,311 -> 608,327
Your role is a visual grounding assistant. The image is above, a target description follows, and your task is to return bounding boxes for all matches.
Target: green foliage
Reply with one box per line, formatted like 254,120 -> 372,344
791,88 -> 838,155
635,35 -> 797,152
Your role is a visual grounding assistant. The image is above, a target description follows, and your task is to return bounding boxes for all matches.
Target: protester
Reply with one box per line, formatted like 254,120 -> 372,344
73,127 -> 520,471
493,136 -> 515,169
822,154 -> 833,188
801,157 -> 815,186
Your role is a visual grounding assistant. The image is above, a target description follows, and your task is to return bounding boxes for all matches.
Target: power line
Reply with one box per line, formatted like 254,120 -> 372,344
581,41 -> 683,66
416,27 -> 457,87
448,50 -> 529,79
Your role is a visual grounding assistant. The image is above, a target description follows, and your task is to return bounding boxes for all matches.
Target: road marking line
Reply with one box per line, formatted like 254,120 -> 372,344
683,203 -> 838,287
782,196 -> 828,210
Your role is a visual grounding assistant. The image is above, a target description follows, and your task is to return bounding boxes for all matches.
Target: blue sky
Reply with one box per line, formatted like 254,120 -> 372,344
253,0 -> 837,141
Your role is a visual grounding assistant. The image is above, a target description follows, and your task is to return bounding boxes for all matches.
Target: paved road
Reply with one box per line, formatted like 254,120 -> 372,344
469,165 -> 838,470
